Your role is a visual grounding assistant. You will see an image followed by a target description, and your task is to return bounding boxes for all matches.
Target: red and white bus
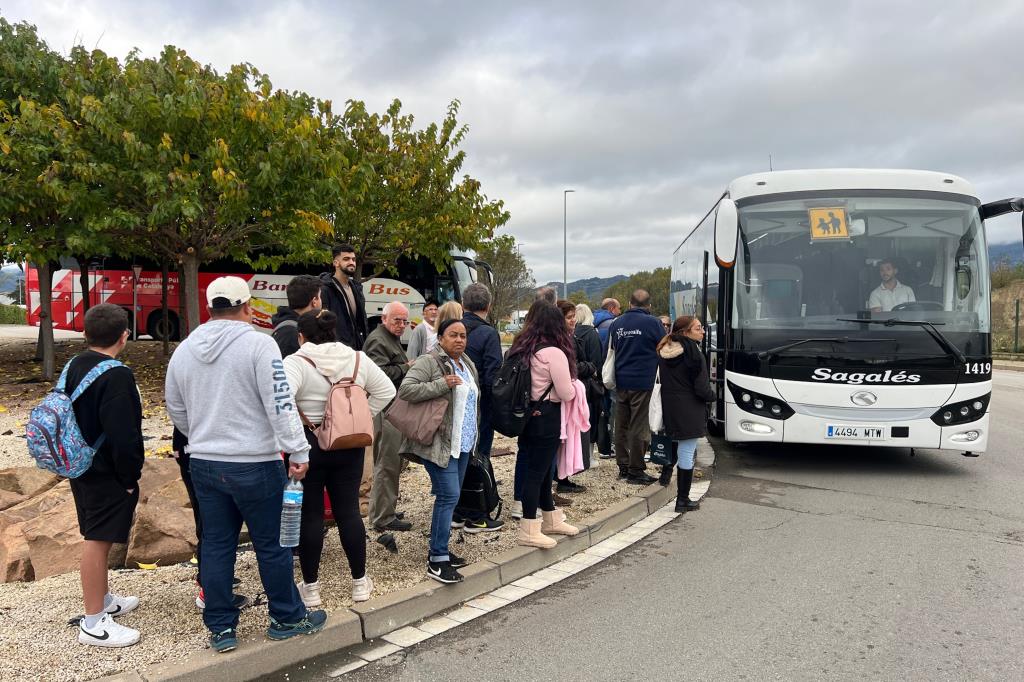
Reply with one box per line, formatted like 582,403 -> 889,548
25,249 -> 492,341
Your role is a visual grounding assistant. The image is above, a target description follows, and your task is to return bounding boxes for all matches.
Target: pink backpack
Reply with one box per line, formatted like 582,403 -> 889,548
297,353 -> 374,451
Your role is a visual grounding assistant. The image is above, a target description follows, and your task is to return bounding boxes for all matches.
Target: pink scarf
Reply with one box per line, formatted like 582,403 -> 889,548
558,379 -> 590,479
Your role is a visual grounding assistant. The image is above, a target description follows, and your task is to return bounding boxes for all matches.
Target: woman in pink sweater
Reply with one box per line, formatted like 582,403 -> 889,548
506,301 -> 580,548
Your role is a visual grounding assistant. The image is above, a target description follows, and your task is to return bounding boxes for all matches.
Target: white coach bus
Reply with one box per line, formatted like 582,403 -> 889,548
671,169 -> 1022,456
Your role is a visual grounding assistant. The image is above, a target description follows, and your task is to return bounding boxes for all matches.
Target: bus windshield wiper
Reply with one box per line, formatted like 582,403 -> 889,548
836,318 -> 967,365
757,337 -> 895,360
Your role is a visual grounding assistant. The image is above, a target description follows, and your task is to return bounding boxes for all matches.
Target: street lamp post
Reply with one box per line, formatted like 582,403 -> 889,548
563,189 -> 575,299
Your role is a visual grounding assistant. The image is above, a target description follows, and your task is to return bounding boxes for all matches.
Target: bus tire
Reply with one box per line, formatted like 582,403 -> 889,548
147,310 -> 180,341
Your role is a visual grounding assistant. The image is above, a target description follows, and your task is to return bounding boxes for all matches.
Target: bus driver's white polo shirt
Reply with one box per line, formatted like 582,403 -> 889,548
868,280 -> 916,311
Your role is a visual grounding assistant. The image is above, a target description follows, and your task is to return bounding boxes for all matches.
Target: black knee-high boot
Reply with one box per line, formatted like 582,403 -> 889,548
674,468 -> 700,513
659,463 -> 674,486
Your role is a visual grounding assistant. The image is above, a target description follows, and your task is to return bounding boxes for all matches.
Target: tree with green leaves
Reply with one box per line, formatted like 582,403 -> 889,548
71,47 -> 336,333
0,18 -> 83,379
567,290 -> 590,306
475,234 -> 534,323
601,267 -> 671,316
329,98 -> 509,280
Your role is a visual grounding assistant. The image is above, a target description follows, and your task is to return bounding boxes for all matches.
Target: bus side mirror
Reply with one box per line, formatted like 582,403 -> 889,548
714,198 -> 738,268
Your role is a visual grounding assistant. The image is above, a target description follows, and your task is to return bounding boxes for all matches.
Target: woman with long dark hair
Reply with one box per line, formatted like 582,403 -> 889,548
656,315 -> 716,512
507,300 -> 580,547
554,300 -> 597,492
283,310 -> 396,605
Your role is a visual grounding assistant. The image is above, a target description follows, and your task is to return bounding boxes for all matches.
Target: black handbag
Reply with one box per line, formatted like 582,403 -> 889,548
649,432 -> 674,467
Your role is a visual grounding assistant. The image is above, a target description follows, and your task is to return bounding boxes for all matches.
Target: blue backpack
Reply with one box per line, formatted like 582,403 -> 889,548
26,357 -> 123,478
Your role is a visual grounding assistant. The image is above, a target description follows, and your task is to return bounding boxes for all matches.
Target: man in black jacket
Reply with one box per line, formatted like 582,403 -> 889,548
319,243 -> 368,350
270,275 -> 322,358
67,304 -> 145,648
456,283 -> 504,533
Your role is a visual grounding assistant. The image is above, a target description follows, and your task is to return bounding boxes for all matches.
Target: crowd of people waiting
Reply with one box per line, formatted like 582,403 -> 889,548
58,243 -> 714,652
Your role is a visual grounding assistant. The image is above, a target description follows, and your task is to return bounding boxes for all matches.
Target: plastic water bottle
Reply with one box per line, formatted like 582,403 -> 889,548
279,478 -> 303,548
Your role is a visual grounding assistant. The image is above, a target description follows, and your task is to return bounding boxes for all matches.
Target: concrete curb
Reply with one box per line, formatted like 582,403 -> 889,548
118,440 -> 718,681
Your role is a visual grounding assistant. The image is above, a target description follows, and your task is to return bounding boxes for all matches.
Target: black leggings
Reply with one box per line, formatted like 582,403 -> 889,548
298,432 -> 367,583
519,435 -> 560,520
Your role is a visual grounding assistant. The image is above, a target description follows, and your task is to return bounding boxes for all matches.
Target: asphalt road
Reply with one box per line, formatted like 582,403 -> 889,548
284,370 -> 1024,682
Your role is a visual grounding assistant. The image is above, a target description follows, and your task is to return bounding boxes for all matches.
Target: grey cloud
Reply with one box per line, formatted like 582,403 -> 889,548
5,0 -> 1024,281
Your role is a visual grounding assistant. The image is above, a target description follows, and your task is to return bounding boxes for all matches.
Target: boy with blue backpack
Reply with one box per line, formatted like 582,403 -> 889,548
46,304 -> 144,647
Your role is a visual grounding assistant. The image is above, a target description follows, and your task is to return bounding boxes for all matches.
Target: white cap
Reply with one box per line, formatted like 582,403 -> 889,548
206,276 -> 252,309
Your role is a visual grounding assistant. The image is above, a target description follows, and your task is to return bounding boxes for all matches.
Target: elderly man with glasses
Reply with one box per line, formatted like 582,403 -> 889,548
364,301 -> 414,533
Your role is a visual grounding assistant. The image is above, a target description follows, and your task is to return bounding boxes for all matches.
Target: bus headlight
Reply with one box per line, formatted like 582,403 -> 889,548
727,381 -> 794,420
930,393 -> 990,427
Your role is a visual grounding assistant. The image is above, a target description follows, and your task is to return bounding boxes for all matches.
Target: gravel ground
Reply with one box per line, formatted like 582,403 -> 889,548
0,336 -> 657,682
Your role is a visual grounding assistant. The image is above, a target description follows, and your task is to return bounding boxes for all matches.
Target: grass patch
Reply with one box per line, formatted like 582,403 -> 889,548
0,304 -> 26,325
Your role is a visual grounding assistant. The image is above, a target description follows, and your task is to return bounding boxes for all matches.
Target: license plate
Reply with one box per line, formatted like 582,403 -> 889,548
826,425 -> 885,440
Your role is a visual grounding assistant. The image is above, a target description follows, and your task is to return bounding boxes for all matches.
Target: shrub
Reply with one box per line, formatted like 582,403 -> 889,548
0,303 -> 27,325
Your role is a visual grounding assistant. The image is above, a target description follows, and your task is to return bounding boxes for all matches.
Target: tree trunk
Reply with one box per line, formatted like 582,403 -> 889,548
181,252 -> 201,337
161,260 -> 170,356
36,261 -> 57,381
177,262 -> 188,337
77,255 -> 91,317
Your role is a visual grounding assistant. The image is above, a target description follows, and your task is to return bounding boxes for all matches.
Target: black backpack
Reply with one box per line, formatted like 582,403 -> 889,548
456,452 -> 502,521
492,350 -> 558,437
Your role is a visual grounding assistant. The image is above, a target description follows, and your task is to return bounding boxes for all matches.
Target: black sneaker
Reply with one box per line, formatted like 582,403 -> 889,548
617,469 -> 629,479
556,480 -> 586,493
450,513 -> 466,529
374,518 -> 412,532
426,560 -> 464,584
210,628 -> 238,653
266,609 -> 328,640
463,517 -> 504,534
627,472 -> 658,485
448,552 -> 469,569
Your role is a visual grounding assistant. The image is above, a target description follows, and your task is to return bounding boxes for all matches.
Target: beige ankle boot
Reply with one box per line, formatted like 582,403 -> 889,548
541,509 -> 579,536
517,517 -> 557,549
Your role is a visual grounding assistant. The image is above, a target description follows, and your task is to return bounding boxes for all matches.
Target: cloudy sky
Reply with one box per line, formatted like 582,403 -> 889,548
6,0 -> 1024,283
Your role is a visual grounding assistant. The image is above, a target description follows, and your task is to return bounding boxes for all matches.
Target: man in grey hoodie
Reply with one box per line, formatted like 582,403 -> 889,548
165,277 -> 326,653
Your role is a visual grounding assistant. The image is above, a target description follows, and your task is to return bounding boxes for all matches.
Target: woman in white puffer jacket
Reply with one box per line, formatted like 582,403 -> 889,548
282,309 -> 395,606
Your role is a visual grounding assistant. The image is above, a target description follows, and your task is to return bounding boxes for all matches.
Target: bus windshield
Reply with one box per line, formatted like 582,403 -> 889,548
732,192 -> 990,354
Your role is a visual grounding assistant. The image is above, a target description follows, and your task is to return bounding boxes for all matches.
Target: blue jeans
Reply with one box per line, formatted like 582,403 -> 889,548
190,458 -> 307,633
422,453 -> 471,562
675,439 -> 699,469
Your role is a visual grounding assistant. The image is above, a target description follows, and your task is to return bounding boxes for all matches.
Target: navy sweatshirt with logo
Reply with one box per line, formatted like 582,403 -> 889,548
607,308 -> 666,391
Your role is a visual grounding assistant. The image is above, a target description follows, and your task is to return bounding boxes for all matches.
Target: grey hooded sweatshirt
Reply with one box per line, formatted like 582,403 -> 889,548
165,319 -> 310,464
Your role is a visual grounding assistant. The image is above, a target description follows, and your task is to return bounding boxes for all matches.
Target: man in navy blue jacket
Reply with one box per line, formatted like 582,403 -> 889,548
608,289 -> 664,484
457,283 -> 505,532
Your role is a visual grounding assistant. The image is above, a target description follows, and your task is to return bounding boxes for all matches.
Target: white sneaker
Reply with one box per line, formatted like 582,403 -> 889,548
352,575 -> 374,603
104,593 -> 140,618
510,500 -> 523,520
297,581 -> 322,607
78,613 -> 140,648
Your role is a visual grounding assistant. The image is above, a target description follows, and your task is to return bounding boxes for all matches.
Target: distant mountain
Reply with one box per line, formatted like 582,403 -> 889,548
545,275 -> 627,301
990,242 -> 1023,266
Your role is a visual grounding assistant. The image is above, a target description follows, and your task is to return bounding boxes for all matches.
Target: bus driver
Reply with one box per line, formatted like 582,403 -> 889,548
868,258 -> 916,312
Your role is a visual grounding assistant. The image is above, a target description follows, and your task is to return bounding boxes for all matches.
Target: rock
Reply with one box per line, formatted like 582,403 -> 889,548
125,487 -> 197,568
0,480 -> 72,533
153,478 -> 191,508
0,489 -> 25,512
0,466 -> 61,498
21,493 -> 83,580
137,457 -> 182,504
0,522 -> 33,581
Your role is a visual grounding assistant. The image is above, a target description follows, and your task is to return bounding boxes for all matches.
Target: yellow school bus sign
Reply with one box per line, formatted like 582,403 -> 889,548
808,207 -> 849,240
